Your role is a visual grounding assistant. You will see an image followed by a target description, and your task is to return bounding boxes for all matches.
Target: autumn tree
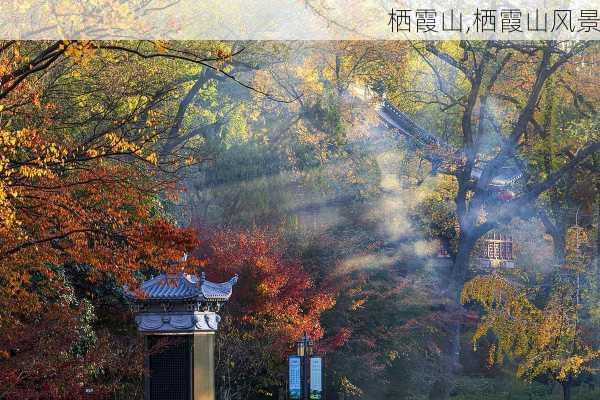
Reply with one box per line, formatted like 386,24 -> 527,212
381,41 -> 599,283
0,39 -> 284,398
462,274 -> 600,400
192,227 -> 336,400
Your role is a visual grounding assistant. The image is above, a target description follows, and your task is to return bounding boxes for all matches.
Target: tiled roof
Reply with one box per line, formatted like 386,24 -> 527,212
379,100 -> 523,189
471,165 -> 523,188
201,278 -> 237,300
380,100 -> 441,147
125,272 -> 237,302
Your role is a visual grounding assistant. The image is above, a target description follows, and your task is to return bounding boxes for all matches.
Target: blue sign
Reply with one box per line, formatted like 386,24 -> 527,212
288,356 -> 301,400
309,357 -> 322,400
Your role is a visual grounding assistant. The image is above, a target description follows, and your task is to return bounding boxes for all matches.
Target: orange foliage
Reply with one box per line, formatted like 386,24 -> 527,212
0,42 -> 204,399
0,158 -> 203,398
197,228 -> 336,355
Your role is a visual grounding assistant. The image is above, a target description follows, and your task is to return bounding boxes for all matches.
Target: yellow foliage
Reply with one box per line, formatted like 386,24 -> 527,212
0,128 -> 67,234
184,156 -> 195,166
462,274 -> 600,384
350,298 -> 367,310
105,132 -> 140,154
146,152 -> 158,166
62,41 -> 97,65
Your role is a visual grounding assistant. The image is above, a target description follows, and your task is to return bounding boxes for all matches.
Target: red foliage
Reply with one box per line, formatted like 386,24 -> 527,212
0,164 -> 204,398
196,227 -> 336,356
326,326 -> 353,350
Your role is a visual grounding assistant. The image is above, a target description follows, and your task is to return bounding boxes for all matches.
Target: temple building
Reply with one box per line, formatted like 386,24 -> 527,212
476,231 -> 515,269
125,272 -> 238,400
378,95 -> 532,274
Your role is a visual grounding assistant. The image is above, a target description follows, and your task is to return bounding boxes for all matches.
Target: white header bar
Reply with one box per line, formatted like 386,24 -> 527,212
1,0 -> 599,40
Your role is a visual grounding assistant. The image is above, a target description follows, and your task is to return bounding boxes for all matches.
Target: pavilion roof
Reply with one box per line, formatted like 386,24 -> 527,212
125,272 -> 238,302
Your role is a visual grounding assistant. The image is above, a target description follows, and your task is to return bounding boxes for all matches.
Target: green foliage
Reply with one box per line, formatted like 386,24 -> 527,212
452,377 -> 600,400
451,376 -> 551,400
300,90 -> 345,144
411,174 -> 459,254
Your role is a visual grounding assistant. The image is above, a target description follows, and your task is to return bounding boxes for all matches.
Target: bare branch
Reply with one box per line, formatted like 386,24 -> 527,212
98,44 -> 301,103
425,43 -> 472,80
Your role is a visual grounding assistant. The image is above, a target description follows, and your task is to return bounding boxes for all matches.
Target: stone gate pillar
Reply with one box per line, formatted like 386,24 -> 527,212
126,272 -> 237,400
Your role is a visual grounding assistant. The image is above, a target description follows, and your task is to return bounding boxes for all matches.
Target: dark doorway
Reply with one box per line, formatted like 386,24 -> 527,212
148,335 -> 192,400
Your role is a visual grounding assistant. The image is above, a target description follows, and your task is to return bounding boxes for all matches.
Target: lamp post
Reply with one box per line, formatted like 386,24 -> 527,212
296,332 -> 313,400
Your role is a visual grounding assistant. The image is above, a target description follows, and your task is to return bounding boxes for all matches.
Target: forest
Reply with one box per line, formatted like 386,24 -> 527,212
0,40 -> 599,400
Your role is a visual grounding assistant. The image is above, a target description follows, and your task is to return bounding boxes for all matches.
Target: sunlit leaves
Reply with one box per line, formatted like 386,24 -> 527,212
0,39 -> 221,398
462,274 -> 600,385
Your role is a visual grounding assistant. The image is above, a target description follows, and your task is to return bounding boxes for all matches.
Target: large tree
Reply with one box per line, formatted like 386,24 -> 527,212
401,41 -> 599,282
462,274 -> 600,400
0,40 -> 293,398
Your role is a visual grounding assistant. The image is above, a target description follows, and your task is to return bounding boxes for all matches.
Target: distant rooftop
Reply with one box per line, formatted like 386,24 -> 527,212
378,100 -> 523,190
125,272 -> 238,303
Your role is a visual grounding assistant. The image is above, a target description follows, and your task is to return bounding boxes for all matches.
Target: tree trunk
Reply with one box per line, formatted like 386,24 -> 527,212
561,380 -> 572,400
431,233 -> 478,399
453,234 -> 477,285
537,208 -> 567,266
552,229 -> 567,266
450,234 -> 477,361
